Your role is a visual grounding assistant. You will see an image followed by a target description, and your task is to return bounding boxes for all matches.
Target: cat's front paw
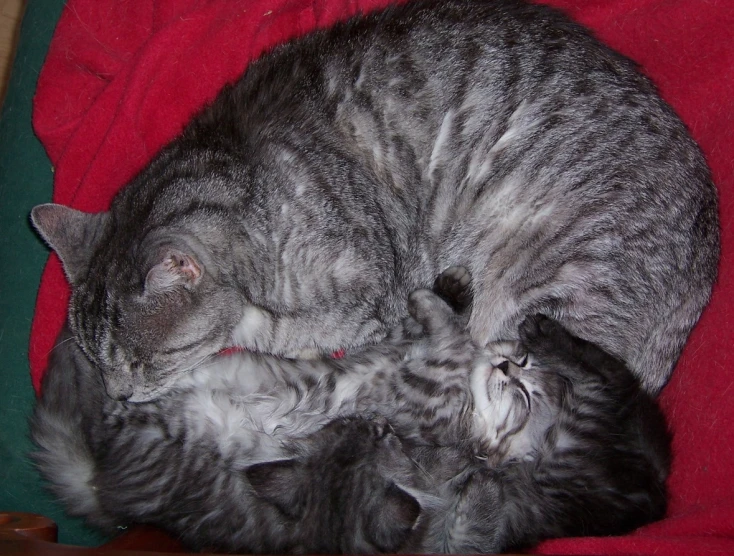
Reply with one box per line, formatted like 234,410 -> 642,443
432,266 -> 472,313
407,289 -> 457,334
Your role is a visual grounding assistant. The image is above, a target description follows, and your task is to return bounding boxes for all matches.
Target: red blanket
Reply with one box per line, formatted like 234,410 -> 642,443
30,0 -> 734,553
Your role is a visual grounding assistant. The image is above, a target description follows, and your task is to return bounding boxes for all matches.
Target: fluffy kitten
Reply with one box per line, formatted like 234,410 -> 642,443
31,0 -> 718,402
449,313 -> 671,551
247,312 -> 671,553
31,270 -> 670,553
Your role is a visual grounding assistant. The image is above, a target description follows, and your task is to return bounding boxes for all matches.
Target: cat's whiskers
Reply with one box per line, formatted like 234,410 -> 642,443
47,335 -> 77,355
403,451 -> 438,484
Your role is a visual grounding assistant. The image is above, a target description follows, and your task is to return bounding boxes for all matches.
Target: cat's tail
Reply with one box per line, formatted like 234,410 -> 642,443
28,326 -> 117,531
30,397 -> 105,523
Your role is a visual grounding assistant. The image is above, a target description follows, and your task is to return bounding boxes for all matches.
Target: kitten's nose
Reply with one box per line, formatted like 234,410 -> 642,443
497,360 -> 510,376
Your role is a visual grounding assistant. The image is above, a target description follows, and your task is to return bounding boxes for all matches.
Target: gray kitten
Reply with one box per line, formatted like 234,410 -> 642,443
31,270 -> 670,553
31,0 -> 718,403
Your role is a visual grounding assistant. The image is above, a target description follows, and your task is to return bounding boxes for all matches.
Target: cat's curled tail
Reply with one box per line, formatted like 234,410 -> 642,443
30,327 -> 117,531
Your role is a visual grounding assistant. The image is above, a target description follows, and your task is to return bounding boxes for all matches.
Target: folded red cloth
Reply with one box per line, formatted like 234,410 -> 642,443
30,0 -> 734,553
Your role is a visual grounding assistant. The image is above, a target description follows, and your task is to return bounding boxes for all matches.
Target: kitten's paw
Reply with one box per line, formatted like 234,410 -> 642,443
368,416 -> 394,440
407,288 -> 456,333
518,314 -> 570,352
333,416 -> 395,443
401,315 -> 425,339
519,313 -> 553,337
519,313 -> 561,339
433,266 -> 473,313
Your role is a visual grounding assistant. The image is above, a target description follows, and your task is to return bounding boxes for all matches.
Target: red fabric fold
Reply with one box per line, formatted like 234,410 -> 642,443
30,0 -> 734,553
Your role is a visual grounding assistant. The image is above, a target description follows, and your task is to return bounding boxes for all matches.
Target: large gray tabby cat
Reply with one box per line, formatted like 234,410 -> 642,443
31,0 -> 719,402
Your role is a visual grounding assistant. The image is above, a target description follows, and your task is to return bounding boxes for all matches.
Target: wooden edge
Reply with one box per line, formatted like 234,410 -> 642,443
0,511 -> 520,555
0,512 -> 185,554
0,512 -> 57,542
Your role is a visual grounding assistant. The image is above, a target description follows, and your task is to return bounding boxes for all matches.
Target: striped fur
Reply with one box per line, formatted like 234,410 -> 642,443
31,0 -> 718,402
31,273 -> 670,553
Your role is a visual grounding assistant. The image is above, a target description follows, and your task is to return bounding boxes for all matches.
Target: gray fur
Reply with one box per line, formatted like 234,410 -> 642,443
31,0 -> 718,402
31,273 -> 670,552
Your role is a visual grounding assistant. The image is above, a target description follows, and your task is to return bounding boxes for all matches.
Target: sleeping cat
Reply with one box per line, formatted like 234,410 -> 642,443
30,0 -> 718,402
31,269 -> 670,553
249,313 -> 672,553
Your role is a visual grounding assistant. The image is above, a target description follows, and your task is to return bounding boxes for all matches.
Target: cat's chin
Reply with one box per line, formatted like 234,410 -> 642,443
294,347 -> 322,360
122,383 -> 173,403
117,373 -> 184,404
124,392 -> 159,404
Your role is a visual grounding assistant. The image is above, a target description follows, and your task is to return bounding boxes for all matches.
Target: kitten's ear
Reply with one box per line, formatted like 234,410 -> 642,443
144,250 -> 203,294
30,204 -> 110,284
366,483 -> 420,552
246,460 -> 307,520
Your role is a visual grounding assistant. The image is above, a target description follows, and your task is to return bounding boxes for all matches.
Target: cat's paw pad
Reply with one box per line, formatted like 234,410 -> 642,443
519,314 -> 565,348
433,266 -> 472,313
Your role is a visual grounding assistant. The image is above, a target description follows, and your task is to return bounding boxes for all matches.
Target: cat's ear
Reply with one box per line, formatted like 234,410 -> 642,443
246,460 -> 307,520
144,250 -> 203,294
30,204 -> 110,284
365,483 -> 420,552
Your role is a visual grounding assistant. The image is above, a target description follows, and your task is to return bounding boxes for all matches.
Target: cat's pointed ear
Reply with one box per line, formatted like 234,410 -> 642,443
30,204 -> 110,284
145,250 -> 203,294
366,483 -> 420,552
246,460 -> 307,520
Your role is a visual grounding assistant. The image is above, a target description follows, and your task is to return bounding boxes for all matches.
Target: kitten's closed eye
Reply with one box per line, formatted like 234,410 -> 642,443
485,341 -> 531,369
